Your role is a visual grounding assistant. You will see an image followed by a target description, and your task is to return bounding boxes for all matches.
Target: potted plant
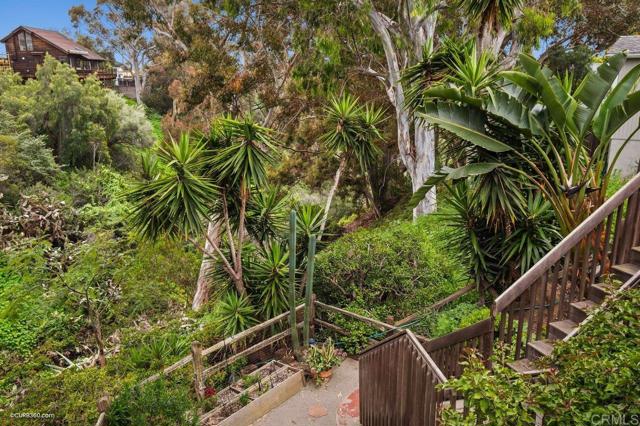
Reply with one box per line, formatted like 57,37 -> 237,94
303,338 -> 345,384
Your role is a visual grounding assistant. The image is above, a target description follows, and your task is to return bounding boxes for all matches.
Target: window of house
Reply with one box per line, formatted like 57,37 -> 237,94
25,33 -> 33,51
17,33 -> 26,51
17,32 -> 33,51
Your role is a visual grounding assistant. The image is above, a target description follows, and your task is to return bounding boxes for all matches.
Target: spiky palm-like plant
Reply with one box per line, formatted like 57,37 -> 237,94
319,94 -> 384,237
247,241 -> 290,319
213,291 -> 258,337
456,0 -> 525,52
128,116 -> 280,297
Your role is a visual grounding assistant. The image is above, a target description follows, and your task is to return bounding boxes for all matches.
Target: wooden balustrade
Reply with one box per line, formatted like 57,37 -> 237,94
140,303 -> 305,385
492,173 -> 640,359
423,318 -> 493,379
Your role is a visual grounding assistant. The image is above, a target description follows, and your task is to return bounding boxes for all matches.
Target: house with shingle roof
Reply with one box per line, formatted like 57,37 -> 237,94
607,35 -> 640,176
0,26 -> 115,83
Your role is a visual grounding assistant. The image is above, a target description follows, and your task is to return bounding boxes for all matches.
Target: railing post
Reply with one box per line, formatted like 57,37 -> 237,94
94,396 -> 110,426
288,210 -> 301,357
191,341 -> 205,400
303,235 -> 317,347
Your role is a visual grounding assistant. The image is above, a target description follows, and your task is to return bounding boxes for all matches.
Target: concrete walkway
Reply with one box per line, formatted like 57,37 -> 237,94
251,358 -> 360,426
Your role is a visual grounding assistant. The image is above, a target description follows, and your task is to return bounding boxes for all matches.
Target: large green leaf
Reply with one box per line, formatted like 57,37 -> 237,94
594,91 -> 640,142
604,62 -> 640,110
500,71 -> 540,96
423,86 -> 482,107
418,102 -> 513,152
484,89 -> 543,135
409,163 -> 502,207
573,53 -> 627,136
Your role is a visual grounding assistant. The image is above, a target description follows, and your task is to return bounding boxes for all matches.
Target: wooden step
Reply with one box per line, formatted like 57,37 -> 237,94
611,262 -> 640,281
588,283 -> 614,303
549,319 -> 578,340
630,246 -> 640,263
508,358 -> 550,375
527,339 -> 555,360
570,299 -> 598,323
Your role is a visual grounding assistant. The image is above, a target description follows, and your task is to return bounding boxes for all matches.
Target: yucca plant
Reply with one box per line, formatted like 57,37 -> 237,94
212,291 -> 258,337
247,241 -> 290,319
319,94 -> 385,237
128,116 -> 281,297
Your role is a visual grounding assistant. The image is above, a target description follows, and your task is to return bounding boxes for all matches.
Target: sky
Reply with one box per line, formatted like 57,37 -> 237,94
0,0 -> 96,54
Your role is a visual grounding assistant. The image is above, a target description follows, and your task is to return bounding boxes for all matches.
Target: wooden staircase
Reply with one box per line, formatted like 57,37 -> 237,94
508,247 -> 640,375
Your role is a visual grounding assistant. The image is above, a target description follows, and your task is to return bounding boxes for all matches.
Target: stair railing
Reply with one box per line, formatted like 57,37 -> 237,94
493,172 -> 640,359
359,329 -> 449,426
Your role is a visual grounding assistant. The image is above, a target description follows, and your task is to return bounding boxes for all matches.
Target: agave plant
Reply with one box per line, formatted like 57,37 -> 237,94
413,52 -> 640,236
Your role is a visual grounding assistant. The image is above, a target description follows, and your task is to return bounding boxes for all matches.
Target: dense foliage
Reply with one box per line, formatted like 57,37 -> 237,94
315,215 -> 468,312
0,57 -> 153,169
442,288 -> 640,424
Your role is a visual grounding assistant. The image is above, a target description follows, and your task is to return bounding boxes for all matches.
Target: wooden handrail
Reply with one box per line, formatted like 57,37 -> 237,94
314,300 -> 398,331
406,330 -> 448,383
422,318 -> 492,353
494,172 -> 640,314
140,304 -> 304,385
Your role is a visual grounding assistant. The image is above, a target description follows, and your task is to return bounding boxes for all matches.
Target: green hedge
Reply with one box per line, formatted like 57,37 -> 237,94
314,215 -> 468,316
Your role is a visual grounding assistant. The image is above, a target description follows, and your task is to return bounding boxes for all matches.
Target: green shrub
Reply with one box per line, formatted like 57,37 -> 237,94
108,379 -> 197,426
429,303 -> 490,338
10,367 -> 135,425
325,302 -> 386,355
314,215 -> 467,314
539,288 -> 640,423
440,349 -> 538,425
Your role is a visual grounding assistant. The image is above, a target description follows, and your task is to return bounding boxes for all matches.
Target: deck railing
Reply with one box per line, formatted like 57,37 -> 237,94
422,318 -> 493,379
493,172 -> 640,359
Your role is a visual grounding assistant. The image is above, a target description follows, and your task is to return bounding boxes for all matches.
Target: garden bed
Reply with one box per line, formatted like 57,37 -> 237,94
200,360 -> 303,426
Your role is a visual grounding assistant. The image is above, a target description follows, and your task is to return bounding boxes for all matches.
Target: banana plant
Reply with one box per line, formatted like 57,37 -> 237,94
412,52 -> 640,235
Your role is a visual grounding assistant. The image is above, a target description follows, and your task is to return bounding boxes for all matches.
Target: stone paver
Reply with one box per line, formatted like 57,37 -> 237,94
251,358 -> 360,426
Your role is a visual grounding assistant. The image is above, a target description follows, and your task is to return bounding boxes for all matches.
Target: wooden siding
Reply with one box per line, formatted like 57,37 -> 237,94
3,30 -> 113,81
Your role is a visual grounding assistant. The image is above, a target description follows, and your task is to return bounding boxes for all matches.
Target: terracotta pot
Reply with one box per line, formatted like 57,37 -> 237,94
319,369 -> 333,380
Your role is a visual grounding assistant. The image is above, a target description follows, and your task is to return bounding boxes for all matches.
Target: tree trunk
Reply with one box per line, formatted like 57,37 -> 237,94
193,221 -> 221,311
233,185 -> 248,296
365,172 -> 381,218
131,54 -> 143,105
411,121 -> 437,218
92,144 -> 97,170
319,156 -> 347,240
89,305 -> 106,368
363,4 -> 438,219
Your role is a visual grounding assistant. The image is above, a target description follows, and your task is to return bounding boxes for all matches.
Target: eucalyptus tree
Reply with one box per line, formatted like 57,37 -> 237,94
70,2 -> 153,104
128,116 -> 281,305
319,94 -> 384,237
